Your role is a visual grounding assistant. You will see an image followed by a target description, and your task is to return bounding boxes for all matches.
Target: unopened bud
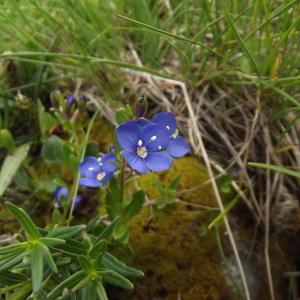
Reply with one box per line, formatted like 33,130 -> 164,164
133,95 -> 148,118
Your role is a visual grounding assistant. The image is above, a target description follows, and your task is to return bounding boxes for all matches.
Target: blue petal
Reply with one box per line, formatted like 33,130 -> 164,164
101,153 -> 117,173
135,118 -> 151,128
145,151 -> 172,172
79,177 -> 102,187
116,121 -> 140,151
141,124 -> 170,152
99,172 -> 114,184
78,157 -> 101,177
167,136 -> 190,158
151,112 -> 177,133
122,151 -> 149,174
54,187 -> 68,204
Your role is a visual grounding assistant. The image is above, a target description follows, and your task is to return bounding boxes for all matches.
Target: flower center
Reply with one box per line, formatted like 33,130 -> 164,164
137,146 -> 148,158
96,172 -> 106,181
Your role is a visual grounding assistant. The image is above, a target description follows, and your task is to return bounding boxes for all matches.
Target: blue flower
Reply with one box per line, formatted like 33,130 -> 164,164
78,153 -> 117,187
151,112 -> 190,158
54,187 -> 81,208
66,95 -> 75,105
117,120 -> 172,173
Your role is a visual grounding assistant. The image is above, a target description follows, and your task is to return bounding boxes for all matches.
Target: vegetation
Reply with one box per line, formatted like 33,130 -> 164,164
0,0 -> 300,299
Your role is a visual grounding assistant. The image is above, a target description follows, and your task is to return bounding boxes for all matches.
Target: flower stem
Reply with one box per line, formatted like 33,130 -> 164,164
119,158 -> 125,202
66,109 -> 100,226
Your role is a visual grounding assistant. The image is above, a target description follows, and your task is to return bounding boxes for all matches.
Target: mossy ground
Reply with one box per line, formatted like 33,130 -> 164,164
108,157 -> 238,300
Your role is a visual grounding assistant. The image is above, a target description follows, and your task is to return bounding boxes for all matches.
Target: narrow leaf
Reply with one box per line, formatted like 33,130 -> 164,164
0,144 -> 30,197
96,281 -> 108,300
249,162 -> 300,179
6,202 -> 40,239
102,270 -> 134,290
124,190 -> 145,221
90,240 -> 107,261
47,225 -> 86,239
102,252 -> 143,278
47,270 -> 86,299
31,243 -> 44,293
39,237 -> 65,247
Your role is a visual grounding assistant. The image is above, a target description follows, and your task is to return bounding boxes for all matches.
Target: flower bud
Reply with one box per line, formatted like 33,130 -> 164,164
133,95 -> 148,118
50,90 -> 64,107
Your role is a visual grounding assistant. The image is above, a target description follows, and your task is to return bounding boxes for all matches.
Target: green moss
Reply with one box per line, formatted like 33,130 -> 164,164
108,156 -> 237,300
139,156 -> 218,207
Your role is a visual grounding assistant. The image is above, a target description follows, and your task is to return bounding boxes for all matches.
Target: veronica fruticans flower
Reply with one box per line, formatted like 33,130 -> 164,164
78,153 -> 117,187
117,121 -> 172,173
151,112 -> 190,158
54,187 -> 81,208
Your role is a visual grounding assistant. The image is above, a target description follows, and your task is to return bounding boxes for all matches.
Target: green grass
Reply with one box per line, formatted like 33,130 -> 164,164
0,0 -> 299,112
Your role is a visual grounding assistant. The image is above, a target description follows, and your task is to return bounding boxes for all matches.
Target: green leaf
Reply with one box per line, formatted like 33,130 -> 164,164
6,202 -> 40,239
0,242 -> 27,255
123,190 -> 145,221
89,240 -> 107,261
115,105 -> 133,124
105,178 -> 122,220
37,99 -> 57,137
6,281 -> 32,300
0,271 -> 26,285
248,162 -> 300,179
0,144 -> 30,197
96,281 -> 108,300
102,270 -> 134,290
47,270 -> 86,299
0,253 -> 25,272
0,129 -> 15,151
41,135 -> 66,163
78,256 -> 91,272
223,5 -> 260,75
208,197 -> 238,230
112,222 -> 128,241
87,281 -> 97,299
47,225 -> 86,239
40,244 -> 57,273
51,238 -> 87,256
39,237 -> 65,247
95,217 -> 119,243
31,243 -> 44,293
102,252 -> 143,278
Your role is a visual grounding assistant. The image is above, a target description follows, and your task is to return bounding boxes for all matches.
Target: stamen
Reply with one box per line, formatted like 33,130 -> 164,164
96,172 -> 106,181
137,146 -> 148,158
97,157 -> 102,162
151,136 -> 157,141
158,145 -> 162,150
88,167 -> 94,171
166,125 -> 170,130
138,140 -> 143,146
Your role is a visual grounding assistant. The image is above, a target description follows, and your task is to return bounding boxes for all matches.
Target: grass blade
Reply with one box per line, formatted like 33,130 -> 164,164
223,5 -> 260,75
249,162 -> 300,179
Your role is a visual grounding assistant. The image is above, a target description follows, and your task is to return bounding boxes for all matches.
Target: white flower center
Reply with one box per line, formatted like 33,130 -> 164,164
151,135 -> 157,141
166,125 -> 170,130
158,145 -> 162,150
137,146 -> 148,158
88,167 -> 94,171
96,172 -> 106,181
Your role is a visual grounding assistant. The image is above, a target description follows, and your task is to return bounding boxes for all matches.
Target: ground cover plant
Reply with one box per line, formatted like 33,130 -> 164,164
0,0 -> 300,299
